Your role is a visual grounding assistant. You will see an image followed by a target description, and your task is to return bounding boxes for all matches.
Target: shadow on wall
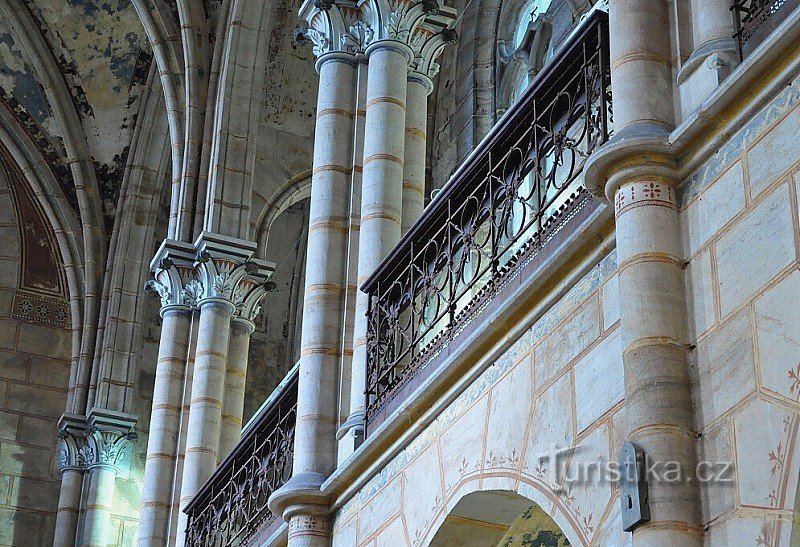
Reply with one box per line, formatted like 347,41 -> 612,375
429,490 -> 569,546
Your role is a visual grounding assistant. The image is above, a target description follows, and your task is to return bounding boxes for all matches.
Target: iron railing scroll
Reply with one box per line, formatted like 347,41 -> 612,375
183,368 -> 298,546
362,11 -> 612,433
732,0 -> 800,59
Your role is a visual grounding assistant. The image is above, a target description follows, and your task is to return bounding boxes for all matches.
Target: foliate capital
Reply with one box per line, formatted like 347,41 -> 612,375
298,0 -> 457,63
146,239 -> 200,311
82,409 -> 138,472
56,414 -> 88,473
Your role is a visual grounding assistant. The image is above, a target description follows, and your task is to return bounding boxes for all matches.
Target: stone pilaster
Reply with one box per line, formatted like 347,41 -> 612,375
138,239 -> 197,547
78,409 -> 138,547
586,1 -> 702,545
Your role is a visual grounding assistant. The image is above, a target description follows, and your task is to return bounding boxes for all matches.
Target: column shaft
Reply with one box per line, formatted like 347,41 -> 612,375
401,74 -> 430,234
348,41 -> 410,434
169,313 -> 198,546
79,466 -> 117,547
176,299 -> 233,545
338,58 -> 367,463
280,53 -> 357,547
138,307 -> 192,546
53,469 -> 83,547
608,1 -> 702,544
218,318 -> 254,461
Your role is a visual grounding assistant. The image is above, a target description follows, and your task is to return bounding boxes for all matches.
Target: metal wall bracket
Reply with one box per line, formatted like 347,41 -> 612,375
619,441 -> 650,532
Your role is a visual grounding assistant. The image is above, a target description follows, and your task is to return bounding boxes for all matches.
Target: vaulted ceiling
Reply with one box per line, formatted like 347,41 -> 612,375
0,0 -> 151,226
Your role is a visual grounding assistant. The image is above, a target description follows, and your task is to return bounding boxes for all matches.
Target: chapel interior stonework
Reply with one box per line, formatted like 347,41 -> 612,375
0,0 -> 799,546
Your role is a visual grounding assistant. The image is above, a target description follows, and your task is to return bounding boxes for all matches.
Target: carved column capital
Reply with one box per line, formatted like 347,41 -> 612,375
192,232 -> 275,314
408,9 -> 457,82
82,409 -> 138,473
145,239 -> 201,313
298,0 -> 457,66
300,0 -> 370,58
56,414 -> 89,474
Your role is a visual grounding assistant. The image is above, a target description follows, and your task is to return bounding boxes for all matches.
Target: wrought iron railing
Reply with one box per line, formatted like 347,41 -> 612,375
732,0 -> 800,58
184,367 -> 298,546
362,11 -> 611,431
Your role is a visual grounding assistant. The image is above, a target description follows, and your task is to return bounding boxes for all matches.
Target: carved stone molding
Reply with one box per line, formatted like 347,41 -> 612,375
56,413 -> 88,474
298,0 -> 458,65
146,234 -> 276,320
82,409 -> 138,472
56,409 -> 138,474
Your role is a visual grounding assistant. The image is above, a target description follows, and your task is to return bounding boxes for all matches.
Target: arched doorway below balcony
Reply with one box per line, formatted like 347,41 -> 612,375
429,490 -> 570,546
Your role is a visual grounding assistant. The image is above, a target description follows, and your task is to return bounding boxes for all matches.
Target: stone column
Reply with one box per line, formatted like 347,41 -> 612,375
218,317 -> 254,460
139,242 -> 197,547
337,56 -> 367,464
401,71 -> 432,234
587,1 -> 702,545
174,295 -> 233,544
175,233 -> 271,545
218,276 -> 270,462
54,415 -> 87,547
678,0 -> 737,113
344,11 -> 457,440
78,410 -> 137,547
346,38 -> 412,442
269,2 -> 360,539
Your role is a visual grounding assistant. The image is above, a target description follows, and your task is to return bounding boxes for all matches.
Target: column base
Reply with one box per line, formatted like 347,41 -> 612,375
268,472 -> 330,522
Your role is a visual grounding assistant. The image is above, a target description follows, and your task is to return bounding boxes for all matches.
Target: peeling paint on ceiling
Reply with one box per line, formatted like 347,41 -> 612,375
0,0 -> 152,229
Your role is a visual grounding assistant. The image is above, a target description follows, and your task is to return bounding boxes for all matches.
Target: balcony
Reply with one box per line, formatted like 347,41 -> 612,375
183,366 -> 298,546
732,0 -> 800,58
362,10 -> 611,433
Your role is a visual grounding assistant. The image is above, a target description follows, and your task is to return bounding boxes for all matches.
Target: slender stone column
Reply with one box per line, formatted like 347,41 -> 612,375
678,0 -> 737,113
54,415 -> 87,547
175,233 -> 272,545
337,57 -> 368,464
175,297 -> 233,543
346,39 -> 412,441
138,307 -> 192,545
78,410 -> 137,547
587,1 -> 702,545
401,71 -> 432,234
139,240 -> 197,546
80,466 -> 116,547
270,0 -> 362,535
54,469 -> 83,547
168,313 -> 199,546
218,316 -> 256,461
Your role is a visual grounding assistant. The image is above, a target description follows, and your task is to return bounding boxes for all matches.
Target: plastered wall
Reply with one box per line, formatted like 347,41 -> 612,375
681,68 -> 800,545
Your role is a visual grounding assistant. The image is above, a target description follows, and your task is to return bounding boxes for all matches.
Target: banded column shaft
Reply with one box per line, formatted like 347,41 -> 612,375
176,298 -> 234,545
279,53 -> 357,547
169,314 -> 199,546
338,58 -> 368,464
401,72 -> 432,234
53,469 -> 82,547
218,317 -> 255,460
139,306 -> 192,546
79,465 -> 116,547
608,1 -> 701,545
347,41 -> 411,433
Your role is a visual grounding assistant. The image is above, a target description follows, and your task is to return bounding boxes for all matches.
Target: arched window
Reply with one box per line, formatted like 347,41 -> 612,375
500,0 -> 554,109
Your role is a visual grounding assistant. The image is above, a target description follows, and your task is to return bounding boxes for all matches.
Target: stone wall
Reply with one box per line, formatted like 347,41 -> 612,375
0,165 -> 71,546
681,67 -> 800,544
330,250 -> 627,546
